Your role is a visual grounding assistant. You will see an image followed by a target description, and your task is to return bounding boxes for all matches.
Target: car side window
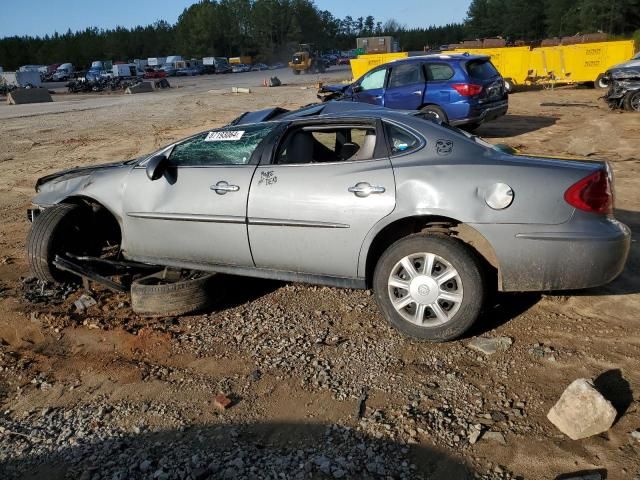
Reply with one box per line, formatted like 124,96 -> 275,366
275,126 -> 379,164
360,69 -> 387,91
388,63 -> 425,88
168,124 -> 275,166
384,122 -> 421,155
425,63 -> 455,82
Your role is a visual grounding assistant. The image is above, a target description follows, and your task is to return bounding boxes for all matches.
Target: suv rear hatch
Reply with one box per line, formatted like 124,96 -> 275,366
464,58 -> 506,103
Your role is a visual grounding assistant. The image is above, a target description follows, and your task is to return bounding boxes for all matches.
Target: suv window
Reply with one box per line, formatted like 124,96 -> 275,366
388,63 -> 425,88
168,124 -> 275,166
360,69 -> 386,91
384,122 -> 421,155
466,60 -> 499,80
425,63 -> 455,81
276,126 -> 378,164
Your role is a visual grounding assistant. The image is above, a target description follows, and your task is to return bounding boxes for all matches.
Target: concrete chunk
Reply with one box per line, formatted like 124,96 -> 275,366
547,378 -> 616,440
231,86 -> 251,94
125,82 -> 153,94
7,88 -> 53,105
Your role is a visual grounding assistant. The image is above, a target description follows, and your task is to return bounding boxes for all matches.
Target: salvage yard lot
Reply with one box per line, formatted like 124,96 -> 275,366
0,73 -> 639,479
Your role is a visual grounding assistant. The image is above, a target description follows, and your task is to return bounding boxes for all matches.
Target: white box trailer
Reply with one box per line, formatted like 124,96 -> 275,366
2,70 -> 42,87
148,57 -> 166,67
112,64 -> 141,77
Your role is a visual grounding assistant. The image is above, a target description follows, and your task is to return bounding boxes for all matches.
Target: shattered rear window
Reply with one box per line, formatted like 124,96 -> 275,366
168,124 -> 276,166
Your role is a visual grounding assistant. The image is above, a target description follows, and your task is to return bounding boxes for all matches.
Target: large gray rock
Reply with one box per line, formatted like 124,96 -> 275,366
468,336 -> 513,355
547,378 -> 617,440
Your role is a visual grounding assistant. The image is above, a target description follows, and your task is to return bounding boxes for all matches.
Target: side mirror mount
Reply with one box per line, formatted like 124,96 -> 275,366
352,85 -> 363,93
146,154 -> 168,181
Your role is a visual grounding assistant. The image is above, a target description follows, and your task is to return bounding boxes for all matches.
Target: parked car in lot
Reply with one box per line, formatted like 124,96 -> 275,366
160,65 -> 177,77
319,54 -> 508,128
251,63 -> 269,71
26,102 -> 630,341
143,67 -> 167,79
176,66 -> 199,76
232,64 -> 250,73
269,63 -> 286,70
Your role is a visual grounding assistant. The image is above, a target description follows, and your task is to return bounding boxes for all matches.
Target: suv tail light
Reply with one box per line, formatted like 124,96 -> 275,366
451,83 -> 483,96
564,169 -> 613,215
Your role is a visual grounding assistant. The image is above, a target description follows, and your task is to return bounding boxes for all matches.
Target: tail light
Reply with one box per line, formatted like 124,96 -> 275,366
451,83 -> 483,96
564,169 -> 613,215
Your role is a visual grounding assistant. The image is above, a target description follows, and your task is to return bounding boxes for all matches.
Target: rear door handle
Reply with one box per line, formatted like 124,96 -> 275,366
373,95 -> 382,99
348,182 -> 385,197
210,181 -> 239,194
412,90 -> 422,95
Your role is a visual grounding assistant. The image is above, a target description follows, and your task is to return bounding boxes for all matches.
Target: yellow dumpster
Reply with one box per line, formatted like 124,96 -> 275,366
446,39 -> 635,89
558,40 -> 635,87
349,52 -> 408,80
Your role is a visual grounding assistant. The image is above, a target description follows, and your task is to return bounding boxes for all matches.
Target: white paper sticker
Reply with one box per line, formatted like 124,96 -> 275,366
204,130 -> 245,142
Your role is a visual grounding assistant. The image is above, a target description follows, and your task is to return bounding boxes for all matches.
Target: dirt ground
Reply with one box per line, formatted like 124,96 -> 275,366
0,77 -> 639,480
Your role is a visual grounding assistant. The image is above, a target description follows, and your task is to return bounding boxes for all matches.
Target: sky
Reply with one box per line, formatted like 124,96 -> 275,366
0,0 -> 472,38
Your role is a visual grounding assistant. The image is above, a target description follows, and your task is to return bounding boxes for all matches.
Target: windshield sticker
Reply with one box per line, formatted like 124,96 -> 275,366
435,139 -> 453,156
204,130 -> 245,142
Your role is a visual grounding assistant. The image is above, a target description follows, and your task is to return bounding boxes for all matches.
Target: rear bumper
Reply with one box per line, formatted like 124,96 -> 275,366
471,217 -> 631,292
451,100 -> 508,126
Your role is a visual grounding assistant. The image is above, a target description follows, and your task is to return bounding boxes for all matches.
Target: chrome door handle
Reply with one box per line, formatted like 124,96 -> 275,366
210,181 -> 239,194
348,182 -> 385,197
373,95 -> 382,99
413,90 -> 422,95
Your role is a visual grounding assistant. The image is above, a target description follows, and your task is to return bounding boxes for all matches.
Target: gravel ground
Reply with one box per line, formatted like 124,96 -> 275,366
0,78 -> 639,479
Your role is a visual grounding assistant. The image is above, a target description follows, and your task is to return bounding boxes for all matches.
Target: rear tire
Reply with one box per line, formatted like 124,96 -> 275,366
26,203 -> 93,283
420,105 -> 449,124
373,234 -> 485,341
293,69 -> 300,75
623,91 -> 640,112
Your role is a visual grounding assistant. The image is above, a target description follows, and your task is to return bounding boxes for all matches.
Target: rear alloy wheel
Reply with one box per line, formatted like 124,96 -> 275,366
373,234 -> 485,341
420,105 -> 448,124
623,91 -> 640,112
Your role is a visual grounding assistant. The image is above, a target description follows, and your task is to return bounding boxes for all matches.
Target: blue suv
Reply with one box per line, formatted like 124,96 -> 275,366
321,54 -> 508,128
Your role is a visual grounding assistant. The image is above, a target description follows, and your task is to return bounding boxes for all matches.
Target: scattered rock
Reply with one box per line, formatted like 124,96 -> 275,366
74,294 -> 97,312
468,336 -> 513,355
213,393 -> 233,410
482,431 -> 506,445
630,429 -> 640,441
547,378 -> 617,440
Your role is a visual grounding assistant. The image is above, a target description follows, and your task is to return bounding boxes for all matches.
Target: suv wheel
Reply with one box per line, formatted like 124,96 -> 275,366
420,105 -> 448,124
623,90 -> 640,112
373,234 -> 485,341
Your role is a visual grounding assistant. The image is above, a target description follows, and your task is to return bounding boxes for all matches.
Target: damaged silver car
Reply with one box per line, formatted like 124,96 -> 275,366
27,103 -> 631,341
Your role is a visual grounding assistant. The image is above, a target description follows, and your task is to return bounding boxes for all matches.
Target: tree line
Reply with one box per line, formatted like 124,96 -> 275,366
0,0 -> 638,70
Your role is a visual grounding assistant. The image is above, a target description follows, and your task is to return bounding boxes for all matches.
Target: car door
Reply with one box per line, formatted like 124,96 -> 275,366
247,119 -> 396,279
384,62 -> 426,110
121,123 -> 276,267
353,67 -> 388,106
423,62 -> 455,106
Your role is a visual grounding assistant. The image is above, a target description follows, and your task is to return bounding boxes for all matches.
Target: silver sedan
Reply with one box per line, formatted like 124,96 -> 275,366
26,103 -> 631,341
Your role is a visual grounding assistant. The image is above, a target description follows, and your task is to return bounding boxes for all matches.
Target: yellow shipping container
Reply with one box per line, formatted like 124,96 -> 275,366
446,40 -> 635,89
349,52 -> 408,80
